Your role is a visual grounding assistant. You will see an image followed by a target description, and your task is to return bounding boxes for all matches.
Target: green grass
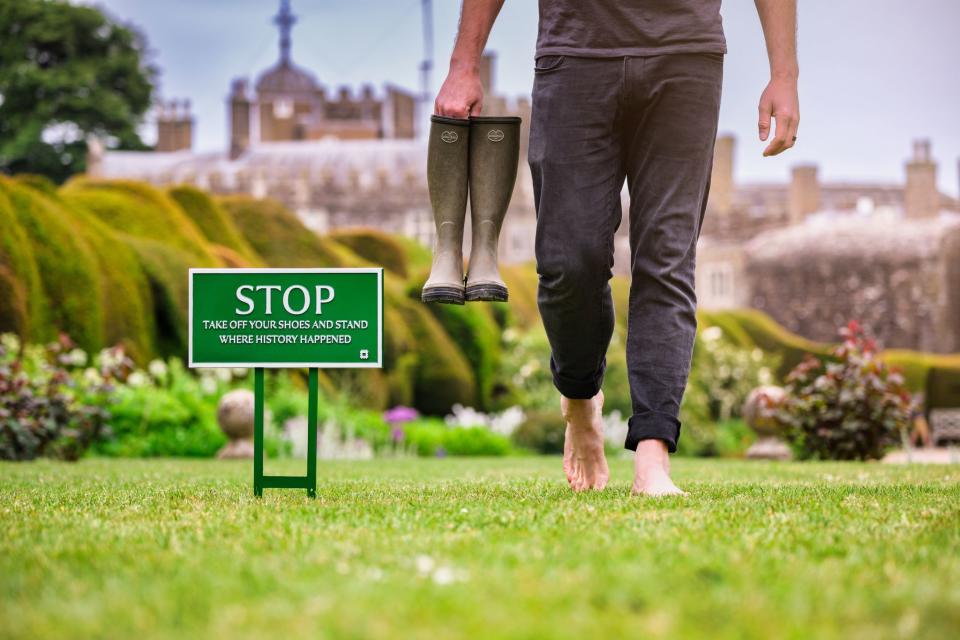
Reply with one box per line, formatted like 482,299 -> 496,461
2,457 -> 958,639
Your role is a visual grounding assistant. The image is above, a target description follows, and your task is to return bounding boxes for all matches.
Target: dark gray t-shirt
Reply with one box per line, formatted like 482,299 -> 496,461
537,0 -> 726,58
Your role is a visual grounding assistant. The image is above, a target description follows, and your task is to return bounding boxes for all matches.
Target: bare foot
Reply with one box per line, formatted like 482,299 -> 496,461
561,391 -> 609,491
632,439 -> 686,497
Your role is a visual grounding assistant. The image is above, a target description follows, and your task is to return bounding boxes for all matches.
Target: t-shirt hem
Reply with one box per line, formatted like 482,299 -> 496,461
535,43 -> 727,59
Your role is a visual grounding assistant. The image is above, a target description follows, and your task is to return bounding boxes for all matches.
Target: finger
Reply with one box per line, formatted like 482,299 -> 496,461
763,113 -> 790,156
758,100 -> 773,141
785,115 -> 800,151
469,96 -> 483,117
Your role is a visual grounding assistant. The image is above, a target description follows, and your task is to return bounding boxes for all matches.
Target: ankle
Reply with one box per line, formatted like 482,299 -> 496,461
635,439 -> 669,466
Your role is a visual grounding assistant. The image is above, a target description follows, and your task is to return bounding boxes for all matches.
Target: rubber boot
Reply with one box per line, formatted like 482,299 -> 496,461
465,116 -> 521,302
422,115 -> 471,304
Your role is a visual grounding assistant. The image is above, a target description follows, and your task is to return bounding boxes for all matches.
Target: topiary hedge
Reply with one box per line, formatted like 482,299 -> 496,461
61,179 -> 217,265
0,181 -> 46,340
124,238 -> 196,356
330,228 -> 409,277
419,298 -> 503,410
3,178 -> 104,351
168,185 -> 262,265
700,308 -> 831,380
218,195 -> 347,268
395,300 -> 476,415
56,195 -> 157,363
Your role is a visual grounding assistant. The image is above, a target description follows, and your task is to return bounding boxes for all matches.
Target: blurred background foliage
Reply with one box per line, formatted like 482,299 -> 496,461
3,174 -> 960,461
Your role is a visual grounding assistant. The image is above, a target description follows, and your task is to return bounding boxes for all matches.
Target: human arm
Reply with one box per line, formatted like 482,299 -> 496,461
434,0 -> 505,118
754,0 -> 800,156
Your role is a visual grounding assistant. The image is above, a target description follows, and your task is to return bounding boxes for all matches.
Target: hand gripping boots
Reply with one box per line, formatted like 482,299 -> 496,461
421,115 -> 521,304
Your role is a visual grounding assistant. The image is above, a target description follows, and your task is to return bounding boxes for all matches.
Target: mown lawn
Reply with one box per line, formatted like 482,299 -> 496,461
1,457 -> 958,639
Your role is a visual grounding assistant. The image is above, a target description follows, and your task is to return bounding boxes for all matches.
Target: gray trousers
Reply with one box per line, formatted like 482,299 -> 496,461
529,54 -> 723,453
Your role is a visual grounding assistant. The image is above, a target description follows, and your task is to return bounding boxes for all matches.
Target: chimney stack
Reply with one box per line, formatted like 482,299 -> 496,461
788,164 -> 820,225
229,78 -> 251,160
904,139 -> 938,219
479,52 -> 495,97
709,134 -> 735,217
156,98 -> 193,153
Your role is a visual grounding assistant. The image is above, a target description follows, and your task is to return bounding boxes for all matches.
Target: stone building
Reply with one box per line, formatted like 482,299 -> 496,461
696,136 -> 960,352
89,1 -> 536,265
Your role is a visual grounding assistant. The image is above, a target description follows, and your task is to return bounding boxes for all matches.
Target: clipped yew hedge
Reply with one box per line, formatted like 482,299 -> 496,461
169,186 -> 261,265
219,195 -> 347,268
2,178 -> 104,351
62,179 -> 217,265
0,181 -> 46,339
330,228 -> 409,277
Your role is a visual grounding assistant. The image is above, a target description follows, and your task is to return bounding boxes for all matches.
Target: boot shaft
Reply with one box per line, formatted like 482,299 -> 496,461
468,117 -> 521,234
427,116 -> 471,227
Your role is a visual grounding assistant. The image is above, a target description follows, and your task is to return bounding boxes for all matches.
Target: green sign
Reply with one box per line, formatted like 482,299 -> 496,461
189,268 -> 383,369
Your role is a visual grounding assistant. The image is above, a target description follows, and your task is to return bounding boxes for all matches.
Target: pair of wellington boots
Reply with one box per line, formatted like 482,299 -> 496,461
421,114 -> 521,304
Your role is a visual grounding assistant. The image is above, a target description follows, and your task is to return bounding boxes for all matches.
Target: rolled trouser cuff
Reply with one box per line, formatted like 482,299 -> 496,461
625,411 -> 681,453
550,355 -> 604,400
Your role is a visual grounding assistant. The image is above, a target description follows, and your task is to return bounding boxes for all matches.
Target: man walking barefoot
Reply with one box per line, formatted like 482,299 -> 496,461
436,1 -> 799,495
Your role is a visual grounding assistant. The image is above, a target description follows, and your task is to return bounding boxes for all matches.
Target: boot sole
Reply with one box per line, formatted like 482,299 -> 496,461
465,283 -> 508,302
421,286 -> 465,305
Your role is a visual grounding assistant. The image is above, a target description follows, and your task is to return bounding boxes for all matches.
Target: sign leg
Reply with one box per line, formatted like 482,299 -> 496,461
307,368 -> 318,498
254,367 -> 264,497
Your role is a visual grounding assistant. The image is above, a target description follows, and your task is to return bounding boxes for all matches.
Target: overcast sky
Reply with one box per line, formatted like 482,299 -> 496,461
82,0 -> 960,196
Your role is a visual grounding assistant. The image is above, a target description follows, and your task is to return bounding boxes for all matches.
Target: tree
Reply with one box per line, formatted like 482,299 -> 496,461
0,0 -> 156,183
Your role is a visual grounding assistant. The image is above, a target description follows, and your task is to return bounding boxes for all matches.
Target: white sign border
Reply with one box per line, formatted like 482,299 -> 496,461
188,267 -> 384,369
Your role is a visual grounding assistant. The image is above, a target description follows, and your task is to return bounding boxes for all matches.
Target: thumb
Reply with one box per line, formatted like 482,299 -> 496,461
758,99 -> 772,142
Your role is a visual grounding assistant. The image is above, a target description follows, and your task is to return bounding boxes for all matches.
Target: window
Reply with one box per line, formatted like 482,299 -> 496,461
273,98 -> 294,119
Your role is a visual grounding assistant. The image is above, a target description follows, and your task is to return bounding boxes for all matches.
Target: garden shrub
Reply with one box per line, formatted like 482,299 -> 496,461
58,195 -> 157,362
386,352 -> 418,408
124,238 -> 195,356
708,308 -> 830,380
0,334 -> 120,461
393,235 -> 433,272
95,358 -> 228,458
324,368 -> 391,411
3,179 -> 104,351
779,321 -> 911,461
677,326 -> 779,456
601,338 -> 634,417
395,301 -> 476,415
498,327 -> 555,411
499,264 -> 540,330
218,195 -> 348,267
209,244 -> 254,268
0,183 -> 46,340
61,178 -> 217,265
168,185 -> 261,264
0,265 -> 27,336
330,228 -> 409,276
511,410 -> 565,454
401,418 -> 512,457
420,299 -> 502,410
925,363 -> 960,412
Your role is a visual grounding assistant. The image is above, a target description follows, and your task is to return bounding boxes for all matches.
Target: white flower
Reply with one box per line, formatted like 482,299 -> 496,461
83,367 -> 103,386
701,326 -> 723,342
66,348 -> 87,367
231,368 -> 248,379
147,359 -> 168,381
215,368 -> 232,383
1,333 -> 21,354
432,566 -> 456,586
127,371 -> 148,387
200,376 -> 218,395
415,555 -> 435,576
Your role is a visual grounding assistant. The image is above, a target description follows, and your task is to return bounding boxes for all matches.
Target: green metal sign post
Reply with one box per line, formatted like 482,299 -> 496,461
189,268 -> 383,498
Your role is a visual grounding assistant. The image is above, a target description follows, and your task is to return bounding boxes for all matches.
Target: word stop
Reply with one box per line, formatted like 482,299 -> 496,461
235,284 -> 336,315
